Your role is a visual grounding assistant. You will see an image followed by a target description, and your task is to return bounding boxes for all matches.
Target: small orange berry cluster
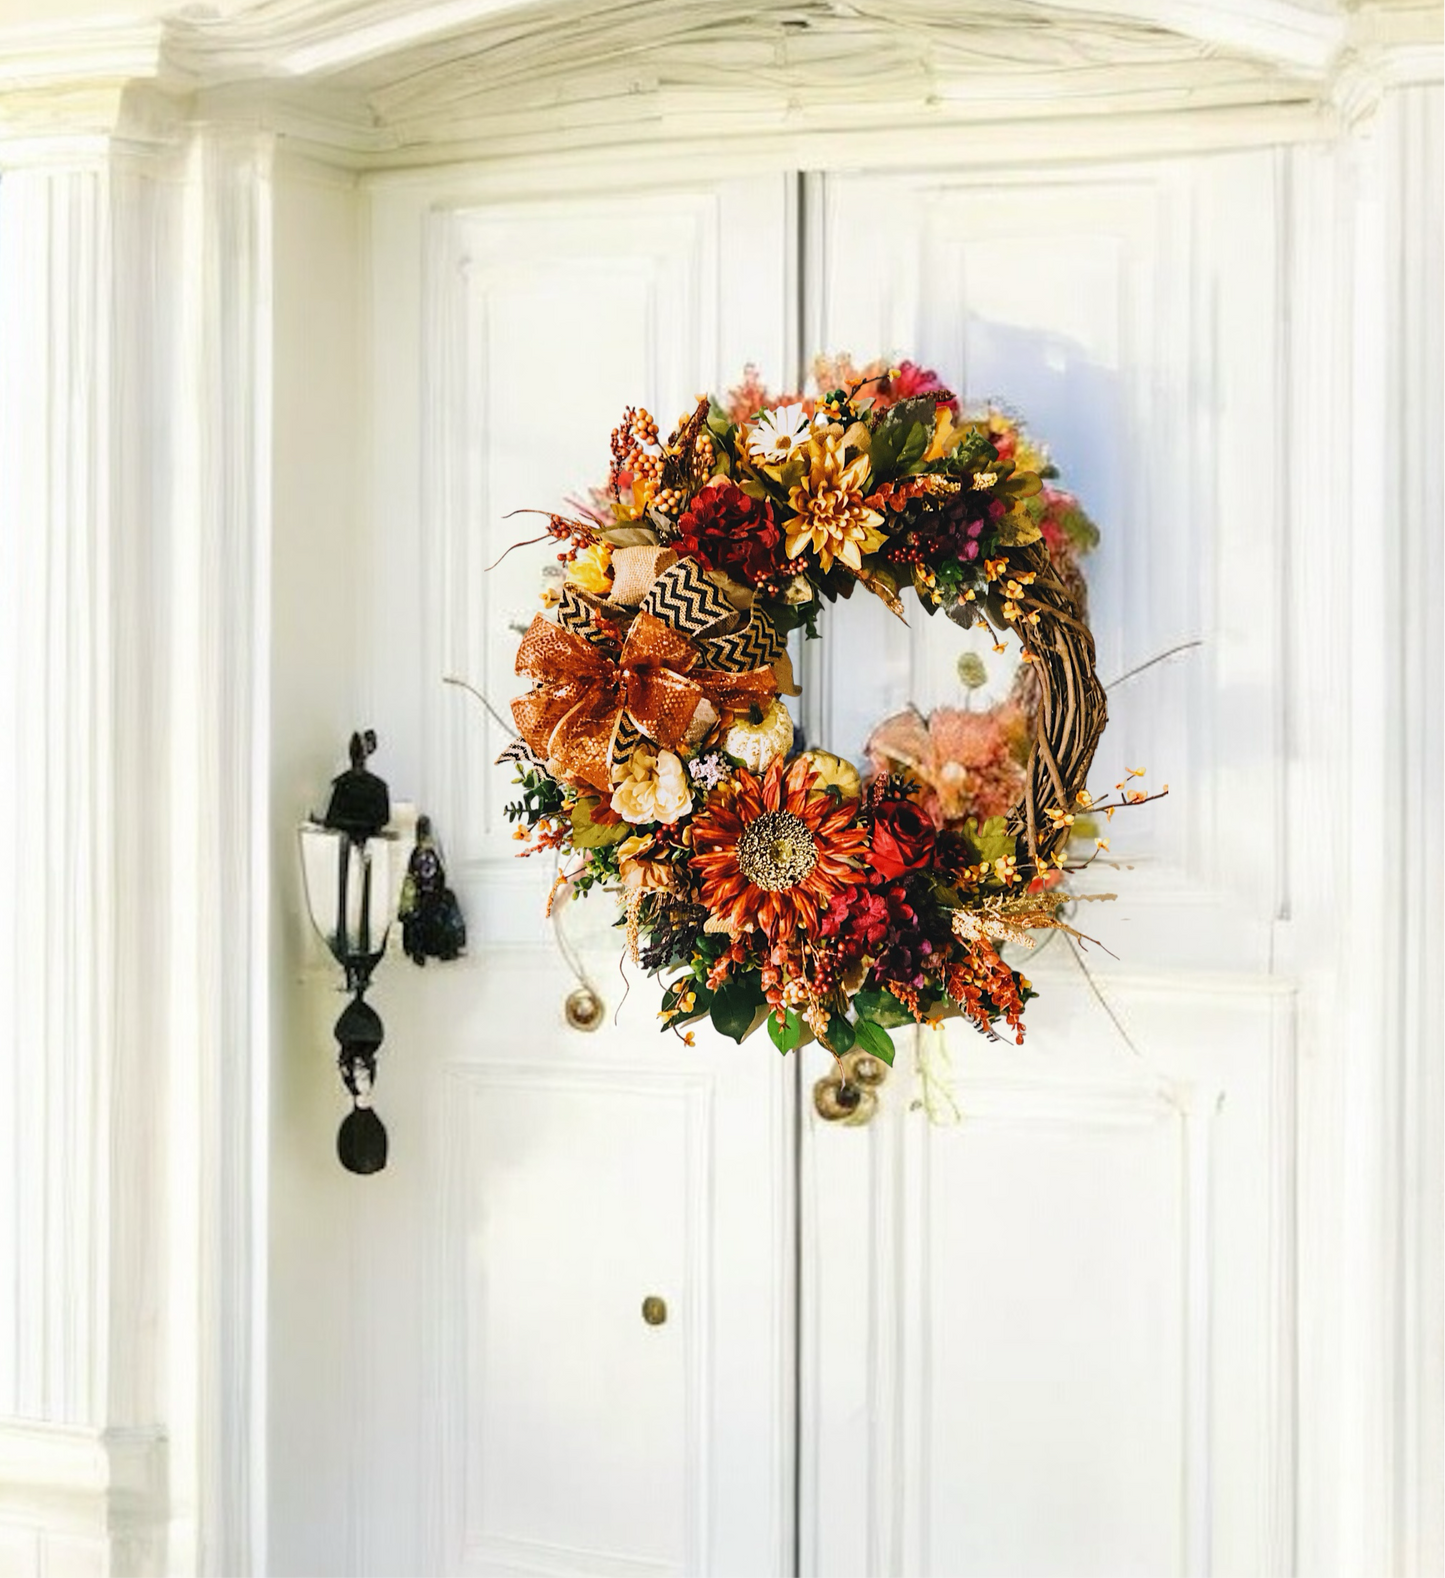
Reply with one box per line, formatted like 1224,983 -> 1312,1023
609,406 -> 662,499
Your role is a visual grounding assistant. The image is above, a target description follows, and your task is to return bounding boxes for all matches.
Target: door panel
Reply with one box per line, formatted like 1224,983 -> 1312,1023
420,959 -> 794,1578
303,155 -> 1299,1578
801,158 -> 1295,1578
266,175 -> 797,1578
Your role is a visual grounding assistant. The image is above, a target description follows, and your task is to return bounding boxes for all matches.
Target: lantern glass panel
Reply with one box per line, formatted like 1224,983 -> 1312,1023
298,826 -> 406,965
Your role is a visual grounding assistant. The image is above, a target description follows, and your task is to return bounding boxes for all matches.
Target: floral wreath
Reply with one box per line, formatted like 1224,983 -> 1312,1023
501,358 -> 1165,1064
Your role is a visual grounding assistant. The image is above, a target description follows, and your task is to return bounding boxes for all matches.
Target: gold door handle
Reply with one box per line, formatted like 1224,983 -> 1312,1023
813,1050 -> 889,1125
641,1295 -> 668,1325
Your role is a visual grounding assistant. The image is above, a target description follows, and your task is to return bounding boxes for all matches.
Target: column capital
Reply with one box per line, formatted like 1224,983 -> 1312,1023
0,15 -> 181,169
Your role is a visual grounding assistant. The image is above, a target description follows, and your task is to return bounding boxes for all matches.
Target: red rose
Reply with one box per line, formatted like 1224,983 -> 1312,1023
869,800 -> 936,879
673,481 -> 782,585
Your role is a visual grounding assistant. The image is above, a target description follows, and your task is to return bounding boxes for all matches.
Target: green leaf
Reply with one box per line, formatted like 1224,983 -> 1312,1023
997,468 -> 1042,500
822,1014 -> 856,1054
995,509 -> 1043,546
896,420 -> 929,471
767,1008 -> 803,1054
706,399 -> 736,443
923,874 -> 965,909
775,455 -> 807,492
964,815 -> 1017,867
853,987 -> 914,1029
569,797 -> 630,848
852,1018 -> 896,1066
599,523 -> 664,547
694,932 -> 729,963
882,394 -> 943,433
866,396 -> 934,482
951,427 -> 998,469
711,975 -> 765,1044
868,421 -> 904,480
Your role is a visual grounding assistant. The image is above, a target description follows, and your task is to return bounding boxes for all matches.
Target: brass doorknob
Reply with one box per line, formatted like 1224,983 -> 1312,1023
813,1048 -> 890,1125
565,986 -> 605,1031
641,1295 -> 668,1325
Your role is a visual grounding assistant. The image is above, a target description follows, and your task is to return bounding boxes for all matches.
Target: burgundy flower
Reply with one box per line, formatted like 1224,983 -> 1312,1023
821,886 -> 891,958
869,799 -> 937,879
673,481 -> 782,585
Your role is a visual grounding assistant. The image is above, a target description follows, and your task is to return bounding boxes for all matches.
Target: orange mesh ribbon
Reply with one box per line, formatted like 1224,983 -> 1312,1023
512,609 -> 775,793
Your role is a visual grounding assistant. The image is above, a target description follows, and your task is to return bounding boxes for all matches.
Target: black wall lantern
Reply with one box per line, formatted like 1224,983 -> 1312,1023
299,730 -> 407,1174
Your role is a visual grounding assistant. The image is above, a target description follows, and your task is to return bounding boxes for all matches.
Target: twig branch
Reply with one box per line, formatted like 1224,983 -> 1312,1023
1064,932 -> 1140,1056
1104,639 -> 1203,691
443,674 -> 514,736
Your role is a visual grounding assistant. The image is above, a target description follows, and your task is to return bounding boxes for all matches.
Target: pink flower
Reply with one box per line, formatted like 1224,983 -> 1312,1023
865,704 -> 1028,827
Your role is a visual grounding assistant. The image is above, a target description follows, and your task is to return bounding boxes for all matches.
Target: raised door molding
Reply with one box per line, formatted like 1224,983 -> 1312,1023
365,172 -> 794,943
805,152 -> 1292,976
802,977 -> 1299,1578
316,948 -> 799,1578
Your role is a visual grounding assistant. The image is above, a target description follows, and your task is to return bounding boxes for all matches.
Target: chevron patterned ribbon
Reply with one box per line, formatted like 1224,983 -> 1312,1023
640,557 -> 733,637
495,738 -> 546,770
556,585 -> 609,644
697,605 -> 786,673
563,547 -> 785,673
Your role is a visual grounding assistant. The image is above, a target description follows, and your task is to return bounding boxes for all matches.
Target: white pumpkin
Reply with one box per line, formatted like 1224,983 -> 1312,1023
723,699 -> 794,773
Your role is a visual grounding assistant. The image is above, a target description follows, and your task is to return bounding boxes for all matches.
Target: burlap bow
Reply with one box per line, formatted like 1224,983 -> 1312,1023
512,590 -> 778,793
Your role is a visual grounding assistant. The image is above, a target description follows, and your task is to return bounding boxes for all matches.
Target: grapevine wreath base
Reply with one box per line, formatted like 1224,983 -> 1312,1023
500,361 -> 1164,1065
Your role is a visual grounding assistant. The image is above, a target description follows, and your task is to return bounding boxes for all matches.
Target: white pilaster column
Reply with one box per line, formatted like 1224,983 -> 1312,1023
0,136 -> 169,1578
1385,80 -> 1444,1578
1291,54 -> 1443,1578
0,92 -> 273,1578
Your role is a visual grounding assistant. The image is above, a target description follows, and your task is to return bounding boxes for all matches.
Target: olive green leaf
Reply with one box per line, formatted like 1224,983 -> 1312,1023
569,797 -> 630,848
854,987 -> 914,1029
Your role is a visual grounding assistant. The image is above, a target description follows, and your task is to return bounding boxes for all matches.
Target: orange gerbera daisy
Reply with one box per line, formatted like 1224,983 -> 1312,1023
691,757 -> 869,940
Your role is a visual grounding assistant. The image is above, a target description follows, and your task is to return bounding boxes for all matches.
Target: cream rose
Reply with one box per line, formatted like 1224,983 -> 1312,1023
610,746 -> 694,825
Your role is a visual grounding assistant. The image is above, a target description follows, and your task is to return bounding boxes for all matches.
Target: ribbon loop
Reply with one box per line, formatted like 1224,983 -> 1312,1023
610,545 -> 678,606
510,556 -> 780,794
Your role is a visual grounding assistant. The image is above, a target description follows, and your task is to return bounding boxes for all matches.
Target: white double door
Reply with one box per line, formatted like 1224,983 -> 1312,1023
270,161 -> 1299,1577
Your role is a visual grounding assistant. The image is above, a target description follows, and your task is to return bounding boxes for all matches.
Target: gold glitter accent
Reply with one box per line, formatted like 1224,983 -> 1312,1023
626,887 -> 647,963
735,810 -> 818,892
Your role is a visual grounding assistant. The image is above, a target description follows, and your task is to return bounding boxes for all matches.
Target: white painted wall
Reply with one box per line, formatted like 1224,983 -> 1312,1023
266,149 -> 367,1577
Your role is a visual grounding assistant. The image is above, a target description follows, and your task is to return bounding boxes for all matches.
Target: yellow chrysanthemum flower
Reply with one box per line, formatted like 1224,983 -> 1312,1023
785,433 -> 887,573
564,541 -> 614,597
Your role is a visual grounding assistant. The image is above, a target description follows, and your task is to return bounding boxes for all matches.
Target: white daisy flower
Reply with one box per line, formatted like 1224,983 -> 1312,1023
746,402 -> 812,464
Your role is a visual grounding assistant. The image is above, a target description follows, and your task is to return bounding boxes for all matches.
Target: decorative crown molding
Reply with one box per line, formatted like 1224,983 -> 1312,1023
1046,0 -> 1345,73
0,1421 -> 166,1510
0,14 -> 164,88
1,0 -> 1437,169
